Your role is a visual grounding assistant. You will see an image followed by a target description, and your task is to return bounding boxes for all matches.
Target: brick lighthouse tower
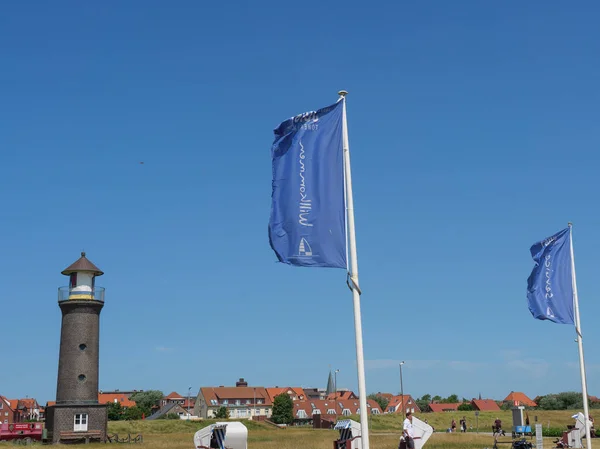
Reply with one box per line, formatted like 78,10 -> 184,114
45,252 -> 108,443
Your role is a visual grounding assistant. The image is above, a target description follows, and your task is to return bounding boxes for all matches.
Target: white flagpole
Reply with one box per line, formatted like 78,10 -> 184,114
339,90 -> 370,449
569,223 -> 592,449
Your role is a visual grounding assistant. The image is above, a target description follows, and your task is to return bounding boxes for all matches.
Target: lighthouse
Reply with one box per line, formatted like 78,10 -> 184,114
45,252 -> 108,443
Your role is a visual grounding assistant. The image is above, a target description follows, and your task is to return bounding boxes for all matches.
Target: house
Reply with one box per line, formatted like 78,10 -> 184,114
386,395 -> 421,414
471,399 -> 501,411
0,396 -> 16,424
429,403 -> 461,413
326,391 -> 357,401
292,398 -> 382,424
161,391 -> 196,411
303,388 -> 326,400
194,378 -> 272,420
0,397 -> 41,423
503,392 -> 537,408
98,392 -> 136,408
147,402 -> 190,420
266,387 -> 307,403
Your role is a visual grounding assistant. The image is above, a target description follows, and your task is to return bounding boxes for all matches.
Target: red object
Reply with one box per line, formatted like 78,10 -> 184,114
142,413 -> 145,420
0,423 -> 43,442
514,400 -> 520,406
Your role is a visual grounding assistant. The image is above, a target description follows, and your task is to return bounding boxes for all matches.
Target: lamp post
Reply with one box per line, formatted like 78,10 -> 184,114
335,369 -> 340,413
187,386 -> 192,420
399,361 -> 405,416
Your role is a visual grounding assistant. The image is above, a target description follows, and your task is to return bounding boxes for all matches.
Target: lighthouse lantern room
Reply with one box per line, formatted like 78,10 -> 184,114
59,252 -> 104,301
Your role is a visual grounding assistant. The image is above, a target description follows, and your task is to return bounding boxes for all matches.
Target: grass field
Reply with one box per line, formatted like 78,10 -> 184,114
57,410 -> 580,449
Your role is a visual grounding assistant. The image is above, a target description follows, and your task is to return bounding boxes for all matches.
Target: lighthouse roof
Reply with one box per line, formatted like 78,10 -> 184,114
61,252 -> 104,276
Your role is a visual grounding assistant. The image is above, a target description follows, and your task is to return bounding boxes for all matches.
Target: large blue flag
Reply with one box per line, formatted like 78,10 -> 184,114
526,228 -> 574,324
269,100 -> 347,268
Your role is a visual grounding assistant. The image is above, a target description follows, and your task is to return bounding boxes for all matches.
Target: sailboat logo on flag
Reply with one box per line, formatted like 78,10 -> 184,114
298,238 -> 313,257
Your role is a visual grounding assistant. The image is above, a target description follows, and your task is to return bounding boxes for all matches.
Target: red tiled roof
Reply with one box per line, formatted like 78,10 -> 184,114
98,393 -> 136,408
326,391 -> 357,401
18,399 -> 38,409
293,398 -> 382,418
0,396 -> 15,411
386,395 -> 421,414
165,391 -> 184,400
266,387 -> 308,403
375,392 -> 394,400
201,386 -> 272,406
503,392 -> 537,407
46,401 -> 56,407
471,399 -> 501,411
429,403 -> 461,413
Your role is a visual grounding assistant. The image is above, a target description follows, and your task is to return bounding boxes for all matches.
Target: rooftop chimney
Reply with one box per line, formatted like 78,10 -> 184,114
236,378 -> 248,387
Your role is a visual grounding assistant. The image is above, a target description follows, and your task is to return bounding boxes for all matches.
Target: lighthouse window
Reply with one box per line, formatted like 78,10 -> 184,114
79,344 -> 87,351
74,414 -> 88,432
78,374 -> 86,382
69,273 -> 77,288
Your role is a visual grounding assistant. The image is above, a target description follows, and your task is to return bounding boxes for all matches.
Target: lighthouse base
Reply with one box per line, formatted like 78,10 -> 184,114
45,403 -> 107,444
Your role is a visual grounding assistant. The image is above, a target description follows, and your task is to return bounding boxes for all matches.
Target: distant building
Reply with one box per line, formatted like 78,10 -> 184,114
386,395 -> 421,414
265,387 -> 307,403
326,391 -> 357,401
503,392 -> 537,407
471,399 -> 501,411
0,397 -> 41,423
292,398 -> 382,424
98,392 -> 136,409
303,388 -> 326,400
161,392 -> 195,411
428,403 -> 460,413
194,378 -> 272,419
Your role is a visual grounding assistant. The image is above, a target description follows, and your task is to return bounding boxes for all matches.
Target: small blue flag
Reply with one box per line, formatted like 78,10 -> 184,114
268,101 -> 347,268
526,228 -> 574,324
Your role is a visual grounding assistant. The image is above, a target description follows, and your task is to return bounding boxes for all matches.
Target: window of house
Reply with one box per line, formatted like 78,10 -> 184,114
371,409 -> 380,415
210,400 -> 217,406
74,414 -> 88,432
408,400 -> 412,404
257,399 -> 263,404
70,273 -> 77,289
246,400 -> 251,404
313,409 -> 321,415
3,420 -> 7,424
4,412 -> 8,417
327,409 -> 336,415
297,410 -> 308,419
254,409 -> 260,415
0,403 -> 3,409
235,400 -> 240,406
222,400 -> 228,405
342,409 -> 351,416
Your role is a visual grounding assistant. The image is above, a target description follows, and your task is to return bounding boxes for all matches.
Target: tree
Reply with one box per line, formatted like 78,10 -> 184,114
416,394 -> 432,413
432,395 -> 442,402
107,402 -> 123,421
214,406 -> 229,419
444,394 -> 460,404
458,403 -> 473,411
368,394 -> 389,412
123,406 -> 144,421
129,390 -> 164,416
271,393 -> 294,425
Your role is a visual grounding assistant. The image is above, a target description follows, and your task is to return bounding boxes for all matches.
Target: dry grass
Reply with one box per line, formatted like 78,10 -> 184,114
54,411 -> 575,449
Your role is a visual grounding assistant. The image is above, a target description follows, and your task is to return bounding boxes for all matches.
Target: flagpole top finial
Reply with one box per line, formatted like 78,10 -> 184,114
338,90 -> 348,98
568,222 -> 573,227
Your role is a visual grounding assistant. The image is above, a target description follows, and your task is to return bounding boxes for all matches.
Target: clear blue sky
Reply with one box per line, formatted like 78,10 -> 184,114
2,1 -> 600,405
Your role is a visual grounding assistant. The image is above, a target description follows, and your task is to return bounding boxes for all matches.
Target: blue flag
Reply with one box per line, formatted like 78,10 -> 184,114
526,228 -> 574,324
269,101 -> 347,268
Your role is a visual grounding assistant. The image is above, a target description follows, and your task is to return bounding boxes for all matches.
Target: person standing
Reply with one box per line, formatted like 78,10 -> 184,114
451,418 -> 457,432
402,411 -> 415,449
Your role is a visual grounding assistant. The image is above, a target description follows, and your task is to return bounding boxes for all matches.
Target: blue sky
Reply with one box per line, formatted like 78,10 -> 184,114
2,1 -> 600,404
